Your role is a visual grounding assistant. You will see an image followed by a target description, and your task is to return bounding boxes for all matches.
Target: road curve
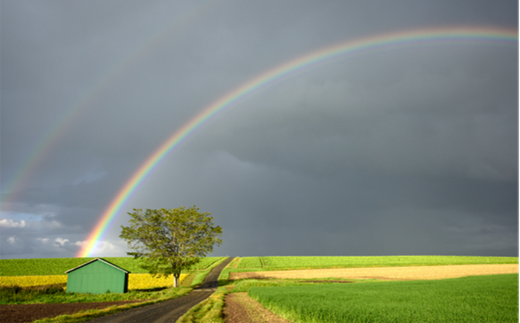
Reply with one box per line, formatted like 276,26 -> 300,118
84,257 -> 233,323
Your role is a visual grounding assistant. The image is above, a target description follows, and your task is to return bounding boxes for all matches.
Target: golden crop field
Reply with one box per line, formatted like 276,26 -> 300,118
0,275 -> 67,287
230,264 -> 519,281
128,273 -> 189,289
0,273 -> 188,289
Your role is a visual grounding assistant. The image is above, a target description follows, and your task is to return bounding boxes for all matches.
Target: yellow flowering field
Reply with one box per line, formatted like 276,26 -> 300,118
128,273 -> 188,289
0,273 -> 188,289
0,275 -> 67,287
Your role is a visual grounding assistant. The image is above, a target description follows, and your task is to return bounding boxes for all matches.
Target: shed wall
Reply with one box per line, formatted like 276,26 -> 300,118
67,261 -> 127,294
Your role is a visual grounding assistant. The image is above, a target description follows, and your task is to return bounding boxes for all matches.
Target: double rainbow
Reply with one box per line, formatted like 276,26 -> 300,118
78,26 -> 517,257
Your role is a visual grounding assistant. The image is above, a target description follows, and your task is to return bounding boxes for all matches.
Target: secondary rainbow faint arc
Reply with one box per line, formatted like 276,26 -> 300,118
78,26 -> 517,257
0,0 -> 221,213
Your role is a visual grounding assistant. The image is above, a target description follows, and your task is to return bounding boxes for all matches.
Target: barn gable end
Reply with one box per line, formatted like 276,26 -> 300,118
65,258 -> 130,294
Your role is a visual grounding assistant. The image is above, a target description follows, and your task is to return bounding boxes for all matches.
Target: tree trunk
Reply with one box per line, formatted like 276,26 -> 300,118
173,274 -> 180,288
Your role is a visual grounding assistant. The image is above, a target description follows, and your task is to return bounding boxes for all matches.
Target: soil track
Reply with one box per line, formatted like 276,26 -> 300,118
82,290 -> 215,323
1,258 -> 233,323
230,264 -> 518,281
223,293 -> 291,323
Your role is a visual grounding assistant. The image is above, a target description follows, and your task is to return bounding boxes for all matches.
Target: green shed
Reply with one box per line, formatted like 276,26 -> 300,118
65,258 -> 130,294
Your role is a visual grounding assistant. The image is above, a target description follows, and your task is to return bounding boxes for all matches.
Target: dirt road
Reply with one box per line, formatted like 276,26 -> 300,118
81,257 -> 233,323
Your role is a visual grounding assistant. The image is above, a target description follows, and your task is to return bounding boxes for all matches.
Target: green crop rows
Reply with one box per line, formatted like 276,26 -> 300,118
235,257 -> 263,269
248,274 -> 519,323
234,256 -> 518,270
0,257 -> 225,276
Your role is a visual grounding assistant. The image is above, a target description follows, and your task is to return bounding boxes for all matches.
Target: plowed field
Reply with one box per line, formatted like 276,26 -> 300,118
0,301 -> 144,323
230,264 -> 518,281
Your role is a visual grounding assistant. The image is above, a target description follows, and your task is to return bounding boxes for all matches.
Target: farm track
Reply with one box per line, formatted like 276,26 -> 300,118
1,258 -> 233,323
230,264 -> 519,281
223,292 -> 291,323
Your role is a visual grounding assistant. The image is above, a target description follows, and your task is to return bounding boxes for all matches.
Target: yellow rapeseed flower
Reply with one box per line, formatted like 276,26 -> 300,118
128,273 -> 188,289
0,275 -> 67,287
0,273 -> 188,289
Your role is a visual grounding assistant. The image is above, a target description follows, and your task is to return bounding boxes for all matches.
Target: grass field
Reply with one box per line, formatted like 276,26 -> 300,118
234,256 -> 518,271
248,274 -> 519,323
0,257 -> 225,276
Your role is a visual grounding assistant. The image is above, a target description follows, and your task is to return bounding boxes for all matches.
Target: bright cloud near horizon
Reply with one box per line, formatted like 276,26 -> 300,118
1,0 -> 518,259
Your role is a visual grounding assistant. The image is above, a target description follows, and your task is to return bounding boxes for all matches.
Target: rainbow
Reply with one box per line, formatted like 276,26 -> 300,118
78,26 -> 517,257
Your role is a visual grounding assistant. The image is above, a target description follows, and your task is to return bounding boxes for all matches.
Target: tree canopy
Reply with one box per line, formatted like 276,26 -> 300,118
119,206 -> 223,287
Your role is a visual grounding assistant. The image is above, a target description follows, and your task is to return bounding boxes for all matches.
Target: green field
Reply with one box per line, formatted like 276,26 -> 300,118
3,255 -> 518,322
0,257 -> 225,276
248,274 -> 519,323
234,256 -> 518,271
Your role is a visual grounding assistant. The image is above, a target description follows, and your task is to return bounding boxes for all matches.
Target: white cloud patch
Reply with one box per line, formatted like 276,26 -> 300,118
72,240 -> 122,257
55,238 -> 69,246
0,219 -> 26,228
87,240 -> 119,257
74,240 -> 86,247
7,236 -> 17,244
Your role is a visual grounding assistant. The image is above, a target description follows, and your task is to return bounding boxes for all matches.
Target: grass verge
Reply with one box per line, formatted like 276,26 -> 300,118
176,287 -> 228,323
1,283 -> 192,305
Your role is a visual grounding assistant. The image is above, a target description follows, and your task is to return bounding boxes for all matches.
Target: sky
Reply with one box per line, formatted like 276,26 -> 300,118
1,0 -> 518,259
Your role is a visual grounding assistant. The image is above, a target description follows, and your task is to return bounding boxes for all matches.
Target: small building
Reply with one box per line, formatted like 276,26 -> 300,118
65,258 -> 130,294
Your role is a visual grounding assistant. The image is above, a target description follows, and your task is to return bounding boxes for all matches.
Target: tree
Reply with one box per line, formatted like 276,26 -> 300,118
119,206 -> 223,288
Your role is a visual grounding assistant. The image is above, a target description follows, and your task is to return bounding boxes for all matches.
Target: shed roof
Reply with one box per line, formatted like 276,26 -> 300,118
65,258 -> 130,274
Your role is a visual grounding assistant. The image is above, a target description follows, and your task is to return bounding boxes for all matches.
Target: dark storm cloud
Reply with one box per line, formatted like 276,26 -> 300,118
198,45 -> 517,181
0,0 -> 517,259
